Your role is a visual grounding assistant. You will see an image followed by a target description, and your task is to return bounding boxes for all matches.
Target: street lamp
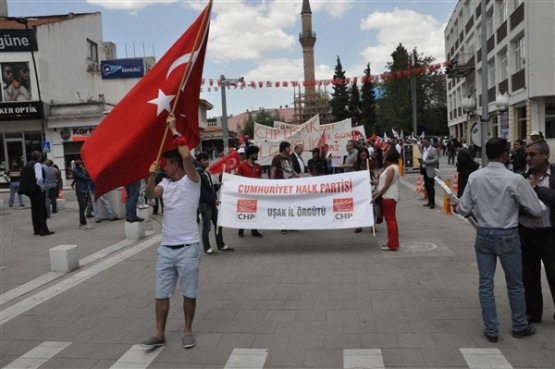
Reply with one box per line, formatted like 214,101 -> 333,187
220,75 -> 243,154
14,17 -> 46,145
495,93 -> 509,139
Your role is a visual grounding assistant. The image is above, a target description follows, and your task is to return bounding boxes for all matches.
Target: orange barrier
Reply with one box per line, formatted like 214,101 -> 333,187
443,178 -> 452,215
398,159 -> 404,176
415,176 -> 422,194
452,174 -> 459,195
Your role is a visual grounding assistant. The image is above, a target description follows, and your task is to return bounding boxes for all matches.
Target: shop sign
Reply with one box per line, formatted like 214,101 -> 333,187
0,29 -> 38,52
101,58 -> 144,79
0,101 -> 41,121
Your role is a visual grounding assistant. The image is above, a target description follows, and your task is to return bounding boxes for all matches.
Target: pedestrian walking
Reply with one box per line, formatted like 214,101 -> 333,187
5,162 -> 25,208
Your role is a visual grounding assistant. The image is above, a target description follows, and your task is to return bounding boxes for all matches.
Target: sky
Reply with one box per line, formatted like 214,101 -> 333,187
8,0 -> 457,119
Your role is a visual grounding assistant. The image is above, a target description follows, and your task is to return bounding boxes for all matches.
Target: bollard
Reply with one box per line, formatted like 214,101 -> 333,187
415,176 -> 422,194
50,245 -> 79,272
398,159 -> 404,176
452,174 -> 459,195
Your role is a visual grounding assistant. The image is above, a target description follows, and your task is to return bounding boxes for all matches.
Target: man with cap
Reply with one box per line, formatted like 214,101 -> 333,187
530,131 -> 544,143
236,145 -> 264,238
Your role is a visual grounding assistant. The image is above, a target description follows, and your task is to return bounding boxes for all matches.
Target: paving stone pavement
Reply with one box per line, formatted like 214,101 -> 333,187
1,157 -> 554,368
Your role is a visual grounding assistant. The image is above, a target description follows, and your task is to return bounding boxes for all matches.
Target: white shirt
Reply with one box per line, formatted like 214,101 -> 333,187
295,153 -> 306,174
458,162 -> 547,228
159,175 -> 200,245
378,164 -> 400,202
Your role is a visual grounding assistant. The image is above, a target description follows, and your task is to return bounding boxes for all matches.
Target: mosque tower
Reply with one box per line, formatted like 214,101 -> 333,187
298,0 -> 317,122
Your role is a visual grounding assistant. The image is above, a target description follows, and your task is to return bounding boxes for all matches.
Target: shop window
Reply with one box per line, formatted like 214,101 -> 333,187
546,102 -> 555,139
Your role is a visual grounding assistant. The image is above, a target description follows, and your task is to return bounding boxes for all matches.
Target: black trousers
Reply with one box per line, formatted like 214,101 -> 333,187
29,191 -> 49,235
423,175 -> 435,205
519,225 -> 555,321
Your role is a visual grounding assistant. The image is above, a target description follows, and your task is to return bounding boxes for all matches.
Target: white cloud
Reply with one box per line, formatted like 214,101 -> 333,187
207,1 -> 299,63
359,7 -> 446,73
87,0 -> 176,11
311,1 -> 351,18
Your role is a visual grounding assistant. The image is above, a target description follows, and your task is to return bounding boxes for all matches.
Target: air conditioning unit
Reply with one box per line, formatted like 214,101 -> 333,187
86,60 -> 100,73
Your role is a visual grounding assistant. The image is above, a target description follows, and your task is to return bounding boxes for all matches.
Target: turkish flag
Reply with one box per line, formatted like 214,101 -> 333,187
208,150 -> 240,174
82,2 -> 212,197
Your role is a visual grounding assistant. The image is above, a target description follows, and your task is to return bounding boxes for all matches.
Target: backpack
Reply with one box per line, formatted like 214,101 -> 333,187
18,161 -> 39,196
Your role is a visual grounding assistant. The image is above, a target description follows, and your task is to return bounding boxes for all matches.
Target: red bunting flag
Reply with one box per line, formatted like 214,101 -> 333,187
82,1 -> 212,197
208,150 -> 240,174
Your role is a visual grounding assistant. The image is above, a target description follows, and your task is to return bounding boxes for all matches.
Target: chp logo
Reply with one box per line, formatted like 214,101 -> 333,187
236,199 -> 257,222
333,198 -> 354,221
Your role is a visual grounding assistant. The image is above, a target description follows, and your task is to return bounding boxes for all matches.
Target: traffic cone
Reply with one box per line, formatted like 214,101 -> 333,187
415,176 -> 422,194
452,174 -> 459,195
443,179 -> 452,215
57,188 -> 64,199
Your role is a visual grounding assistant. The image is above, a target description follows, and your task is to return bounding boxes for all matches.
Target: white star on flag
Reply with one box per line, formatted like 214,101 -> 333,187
148,89 -> 175,116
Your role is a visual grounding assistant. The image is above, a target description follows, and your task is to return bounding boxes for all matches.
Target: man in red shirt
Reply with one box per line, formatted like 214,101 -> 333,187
236,145 -> 263,238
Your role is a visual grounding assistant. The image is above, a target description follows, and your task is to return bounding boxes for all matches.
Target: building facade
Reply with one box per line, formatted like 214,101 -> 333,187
444,0 -> 555,159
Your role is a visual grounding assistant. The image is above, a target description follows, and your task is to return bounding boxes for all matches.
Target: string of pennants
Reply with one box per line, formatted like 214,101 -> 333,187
201,61 -> 453,92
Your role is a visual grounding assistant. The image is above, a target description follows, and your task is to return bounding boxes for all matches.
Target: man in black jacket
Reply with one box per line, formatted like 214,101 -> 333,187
19,151 -> 54,236
511,139 -> 526,174
196,153 -> 233,255
519,140 -> 555,324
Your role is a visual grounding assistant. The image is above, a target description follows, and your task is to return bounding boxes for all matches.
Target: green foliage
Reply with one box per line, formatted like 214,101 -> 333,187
360,63 -> 377,134
348,81 -> 361,125
330,56 -> 349,122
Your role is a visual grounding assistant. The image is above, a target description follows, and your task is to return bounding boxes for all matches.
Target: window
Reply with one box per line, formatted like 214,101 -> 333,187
87,39 -> 98,62
514,35 -> 525,71
486,9 -> 494,38
514,0 -> 523,8
488,59 -> 496,87
499,0 -> 507,23
499,49 -> 508,80
546,101 -> 555,138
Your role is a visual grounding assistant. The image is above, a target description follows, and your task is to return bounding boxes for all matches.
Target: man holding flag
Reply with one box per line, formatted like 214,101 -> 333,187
143,115 -> 201,349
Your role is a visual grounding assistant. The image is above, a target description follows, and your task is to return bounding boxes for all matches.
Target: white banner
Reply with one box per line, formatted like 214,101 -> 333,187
255,115 -> 321,166
218,171 -> 374,230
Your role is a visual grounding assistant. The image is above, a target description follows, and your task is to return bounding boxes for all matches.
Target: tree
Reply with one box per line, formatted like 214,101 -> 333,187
348,81 -> 361,125
240,109 -> 278,138
377,44 -> 448,136
360,63 -> 377,135
330,56 -> 349,122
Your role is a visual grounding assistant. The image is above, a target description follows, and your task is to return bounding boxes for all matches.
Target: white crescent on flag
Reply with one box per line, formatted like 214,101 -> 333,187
166,51 -> 199,79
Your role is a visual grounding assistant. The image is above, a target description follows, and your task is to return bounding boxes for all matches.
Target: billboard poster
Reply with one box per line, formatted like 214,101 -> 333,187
1,62 -> 33,102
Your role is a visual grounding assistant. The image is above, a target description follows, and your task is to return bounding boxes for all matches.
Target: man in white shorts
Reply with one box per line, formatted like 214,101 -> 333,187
142,114 -> 201,349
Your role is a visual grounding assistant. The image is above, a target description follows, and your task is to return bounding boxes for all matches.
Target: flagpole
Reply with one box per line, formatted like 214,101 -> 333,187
155,0 -> 213,163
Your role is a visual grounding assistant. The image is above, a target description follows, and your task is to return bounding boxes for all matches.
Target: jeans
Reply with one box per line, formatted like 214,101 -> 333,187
99,195 -> 116,219
475,227 -> 528,335
198,202 -> 213,251
9,181 -> 24,207
76,189 -> 89,225
48,187 -> 58,213
125,180 -> 141,220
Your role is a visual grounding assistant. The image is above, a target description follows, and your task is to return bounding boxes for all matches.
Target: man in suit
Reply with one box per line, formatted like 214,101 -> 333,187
418,137 -> 439,209
290,143 -> 308,176
519,140 -> 555,324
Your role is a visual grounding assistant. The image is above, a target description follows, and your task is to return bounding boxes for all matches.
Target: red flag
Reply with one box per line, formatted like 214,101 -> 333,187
208,150 -> 240,174
81,2 -> 212,197
317,130 -> 327,148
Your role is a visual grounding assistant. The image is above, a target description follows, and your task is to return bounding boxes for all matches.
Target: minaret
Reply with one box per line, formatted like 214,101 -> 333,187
299,0 -> 316,121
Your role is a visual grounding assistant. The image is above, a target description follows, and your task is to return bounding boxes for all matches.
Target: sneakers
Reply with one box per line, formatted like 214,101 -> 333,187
182,334 -> 196,349
512,325 -> 536,338
141,336 -> 166,348
220,245 -> 235,252
381,244 -> 397,251
205,248 -> 218,255
79,224 -> 94,230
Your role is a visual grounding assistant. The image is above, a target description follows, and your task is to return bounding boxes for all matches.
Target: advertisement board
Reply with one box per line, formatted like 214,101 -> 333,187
101,59 -> 145,79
